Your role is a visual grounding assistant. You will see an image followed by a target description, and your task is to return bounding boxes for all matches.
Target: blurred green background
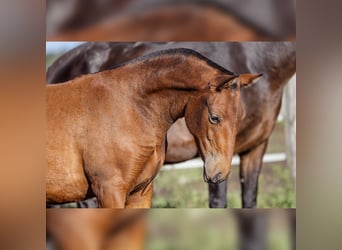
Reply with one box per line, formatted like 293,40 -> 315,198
146,210 -> 293,250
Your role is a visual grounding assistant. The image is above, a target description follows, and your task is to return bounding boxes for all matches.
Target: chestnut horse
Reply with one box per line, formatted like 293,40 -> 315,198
46,48 -> 261,208
47,42 -> 295,208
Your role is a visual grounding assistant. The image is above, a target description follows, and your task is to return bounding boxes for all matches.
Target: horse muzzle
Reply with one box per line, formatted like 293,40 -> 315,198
203,170 -> 225,184
203,155 -> 230,184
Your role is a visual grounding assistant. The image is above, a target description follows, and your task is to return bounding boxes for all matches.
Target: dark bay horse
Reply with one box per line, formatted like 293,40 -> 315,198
46,48 -> 261,208
47,42 -> 295,208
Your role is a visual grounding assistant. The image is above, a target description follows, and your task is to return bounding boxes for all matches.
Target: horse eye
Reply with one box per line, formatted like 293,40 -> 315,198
229,82 -> 238,90
209,114 -> 220,124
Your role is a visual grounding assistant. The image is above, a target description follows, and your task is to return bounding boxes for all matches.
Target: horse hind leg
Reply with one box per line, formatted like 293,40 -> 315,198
239,141 -> 268,208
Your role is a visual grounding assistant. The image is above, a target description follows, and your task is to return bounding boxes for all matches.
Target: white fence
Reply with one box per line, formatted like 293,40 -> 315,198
162,153 -> 286,171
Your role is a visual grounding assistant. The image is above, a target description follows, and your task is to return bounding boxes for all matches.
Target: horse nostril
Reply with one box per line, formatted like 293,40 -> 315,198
203,168 -> 209,182
211,172 -> 222,183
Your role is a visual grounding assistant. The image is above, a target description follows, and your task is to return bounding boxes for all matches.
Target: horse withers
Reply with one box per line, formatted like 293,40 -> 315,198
46,48 -> 261,208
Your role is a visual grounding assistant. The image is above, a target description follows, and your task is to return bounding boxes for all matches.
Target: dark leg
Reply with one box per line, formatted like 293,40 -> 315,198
77,197 -> 99,208
46,204 -> 62,208
235,210 -> 269,250
289,209 -> 296,250
239,141 -> 268,208
208,180 -> 228,208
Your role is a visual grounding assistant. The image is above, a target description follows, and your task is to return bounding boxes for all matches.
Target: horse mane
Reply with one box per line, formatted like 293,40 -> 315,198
107,48 -> 235,75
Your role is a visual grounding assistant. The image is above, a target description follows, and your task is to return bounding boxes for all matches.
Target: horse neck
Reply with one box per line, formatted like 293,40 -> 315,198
129,55 -> 211,92
243,42 -> 296,89
106,55 -> 211,130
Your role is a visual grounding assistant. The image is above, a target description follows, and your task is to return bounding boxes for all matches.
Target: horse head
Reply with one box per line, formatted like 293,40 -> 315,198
185,73 -> 262,184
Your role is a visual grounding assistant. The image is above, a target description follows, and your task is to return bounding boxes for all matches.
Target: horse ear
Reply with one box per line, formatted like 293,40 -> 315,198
239,73 -> 263,88
215,75 -> 239,91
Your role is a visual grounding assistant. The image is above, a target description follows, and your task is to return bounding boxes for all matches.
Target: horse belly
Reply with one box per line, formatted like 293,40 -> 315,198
46,146 -> 89,203
46,176 -> 89,203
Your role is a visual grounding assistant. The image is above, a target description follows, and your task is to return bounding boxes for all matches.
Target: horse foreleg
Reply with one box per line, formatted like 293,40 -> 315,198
239,141 -> 268,208
125,183 -> 153,208
92,181 -> 127,208
208,180 -> 228,208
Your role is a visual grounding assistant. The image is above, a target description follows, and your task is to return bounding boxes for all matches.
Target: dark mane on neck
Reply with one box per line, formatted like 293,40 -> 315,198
107,48 -> 235,75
